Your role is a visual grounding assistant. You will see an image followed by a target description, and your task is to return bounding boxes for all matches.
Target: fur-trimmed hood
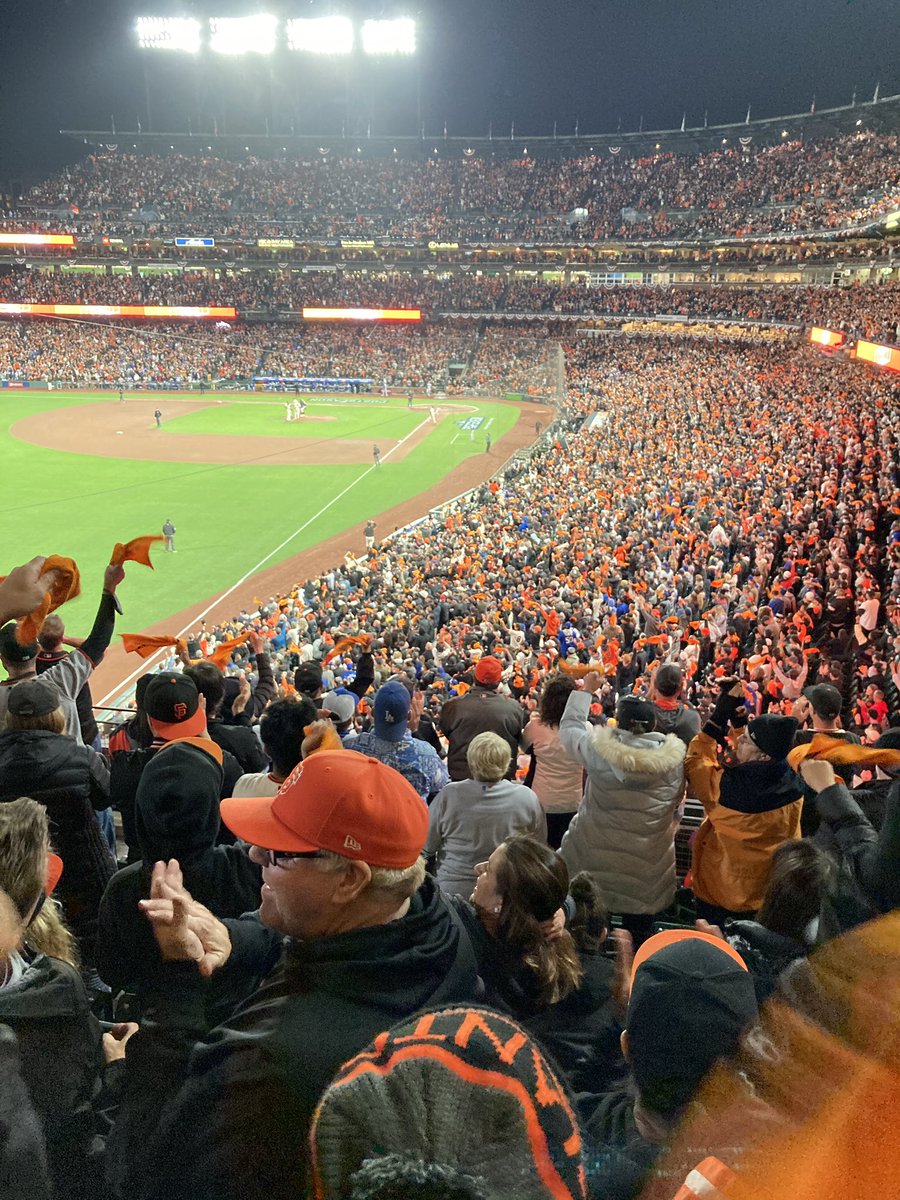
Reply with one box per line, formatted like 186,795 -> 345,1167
588,724 -> 686,781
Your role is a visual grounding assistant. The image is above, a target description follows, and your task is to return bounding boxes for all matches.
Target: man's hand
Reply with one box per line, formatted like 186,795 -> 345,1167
408,689 -> 425,732
799,758 -> 837,793
103,562 -> 126,595
102,1022 -> 140,1064
231,674 -> 252,715
139,859 -> 232,978
0,557 -> 61,624
247,630 -> 265,655
695,918 -> 726,941
792,695 -> 811,725
581,670 -> 604,695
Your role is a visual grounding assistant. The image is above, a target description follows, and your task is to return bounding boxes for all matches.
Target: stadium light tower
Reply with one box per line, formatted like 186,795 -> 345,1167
286,16 -> 354,54
135,16 -> 201,52
209,15 -> 278,55
361,17 -> 416,55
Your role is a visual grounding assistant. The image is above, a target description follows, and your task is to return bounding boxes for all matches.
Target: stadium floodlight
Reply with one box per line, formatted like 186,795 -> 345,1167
360,17 -> 416,55
209,15 -> 277,55
136,17 -> 202,52
286,16 -> 353,54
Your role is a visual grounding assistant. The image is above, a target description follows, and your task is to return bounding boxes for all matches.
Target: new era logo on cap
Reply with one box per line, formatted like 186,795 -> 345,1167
219,750 -> 428,869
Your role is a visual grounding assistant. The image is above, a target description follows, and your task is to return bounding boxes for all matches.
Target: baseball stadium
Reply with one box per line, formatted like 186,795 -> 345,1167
1,6 -> 900,1199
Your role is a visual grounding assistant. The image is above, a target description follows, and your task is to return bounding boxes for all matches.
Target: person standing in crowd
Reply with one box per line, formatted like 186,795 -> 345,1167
521,673 -> 587,848
558,678 -> 686,947
98,740 -> 262,1019
109,751 -> 481,1200
0,560 -> 125,742
686,680 -> 804,926
439,655 -> 526,782
110,673 -> 242,862
310,1004 -> 587,1200
348,680 -> 448,803
231,696 -> 319,797
582,930 -> 758,1200
364,518 -> 377,551
0,678 -> 115,991
426,733 -> 545,895
35,615 -> 100,749
0,799 -> 137,1200
162,519 -> 176,553
648,662 -> 701,747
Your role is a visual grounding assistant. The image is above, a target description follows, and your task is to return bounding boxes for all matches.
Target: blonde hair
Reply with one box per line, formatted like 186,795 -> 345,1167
316,850 -> 427,903
467,731 -> 512,783
0,797 -> 78,966
5,708 -> 66,735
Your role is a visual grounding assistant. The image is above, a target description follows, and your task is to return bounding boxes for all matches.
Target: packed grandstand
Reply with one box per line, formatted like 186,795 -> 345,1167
1,99 -> 900,1200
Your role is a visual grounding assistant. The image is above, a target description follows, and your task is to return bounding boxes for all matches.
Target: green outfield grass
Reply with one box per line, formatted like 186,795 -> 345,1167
1,390 -> 518,634
165,397 -> 430,441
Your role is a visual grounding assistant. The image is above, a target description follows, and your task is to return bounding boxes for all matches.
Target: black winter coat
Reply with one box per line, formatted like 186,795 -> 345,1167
0,953 -> 121,1200
108,878 -> 480,1200
0,731 -> 115,964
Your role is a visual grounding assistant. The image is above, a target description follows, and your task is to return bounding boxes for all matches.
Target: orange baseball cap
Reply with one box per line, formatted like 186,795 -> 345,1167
220,750 -> 428,869
630,929 -> 748,986
46,852 -> 64,895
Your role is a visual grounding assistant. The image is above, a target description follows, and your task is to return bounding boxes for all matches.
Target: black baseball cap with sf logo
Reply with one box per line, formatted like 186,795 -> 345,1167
143,672 -> 206,740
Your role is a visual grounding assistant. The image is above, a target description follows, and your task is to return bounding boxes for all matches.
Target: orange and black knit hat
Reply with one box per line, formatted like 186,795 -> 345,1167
310,1006 -> 587,1200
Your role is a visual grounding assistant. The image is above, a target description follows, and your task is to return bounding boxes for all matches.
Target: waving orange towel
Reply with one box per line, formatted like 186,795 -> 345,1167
121,633 -> 187,659
323,634 -> 371,665
787,734 -> 900,773
15,555 -> 81,645
111,535 -> 165,569
205,632 -> 251,669
558,660 -> 607,680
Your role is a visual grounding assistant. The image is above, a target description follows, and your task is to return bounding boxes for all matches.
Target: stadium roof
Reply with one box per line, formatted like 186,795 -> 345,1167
62,93 -> 900,159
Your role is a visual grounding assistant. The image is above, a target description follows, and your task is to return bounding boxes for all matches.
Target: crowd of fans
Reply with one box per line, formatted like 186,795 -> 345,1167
0,319 -> 565,391
1,325 -> 900,1199
13,129 -> 900,241
3,272 -> 898,344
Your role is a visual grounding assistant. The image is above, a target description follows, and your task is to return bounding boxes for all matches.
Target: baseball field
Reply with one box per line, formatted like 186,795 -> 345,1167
2,388 -> 549,696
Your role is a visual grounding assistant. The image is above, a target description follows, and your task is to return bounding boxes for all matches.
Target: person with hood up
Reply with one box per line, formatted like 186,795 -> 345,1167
97,739 -> 261,1018
558,673 -> 686,947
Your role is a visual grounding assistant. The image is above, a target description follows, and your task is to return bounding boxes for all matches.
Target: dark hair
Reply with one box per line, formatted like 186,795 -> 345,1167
259,697 -> 318,778
184,661 -> 226,718
757,840 -> 834,944
494,836 -> 583,1006
538,673 -> 576,728
567,872 -> 610,954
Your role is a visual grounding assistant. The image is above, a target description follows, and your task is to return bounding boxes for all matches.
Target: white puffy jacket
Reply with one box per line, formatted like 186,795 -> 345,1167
558,690 -> 686,914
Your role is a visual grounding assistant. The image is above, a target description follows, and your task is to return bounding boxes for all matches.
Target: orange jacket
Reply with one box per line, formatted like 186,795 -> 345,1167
685,731 -> 803,913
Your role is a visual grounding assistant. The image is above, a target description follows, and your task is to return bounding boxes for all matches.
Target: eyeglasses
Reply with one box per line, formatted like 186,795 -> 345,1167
259,849 -> 325,868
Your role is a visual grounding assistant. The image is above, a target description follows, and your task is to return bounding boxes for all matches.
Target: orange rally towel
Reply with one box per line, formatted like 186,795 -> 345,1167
558,660 -> 607,679
111,535 -> 165,569
323,634 -> 370,665
787,735 -> 900,773
15,555 -> 81,645
121,633 -> 187,659
205,632 -> 251,669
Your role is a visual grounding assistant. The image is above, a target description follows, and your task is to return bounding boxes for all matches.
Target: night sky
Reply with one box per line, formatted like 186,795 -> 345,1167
0,0 -> 897,175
